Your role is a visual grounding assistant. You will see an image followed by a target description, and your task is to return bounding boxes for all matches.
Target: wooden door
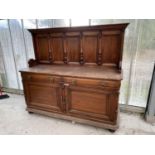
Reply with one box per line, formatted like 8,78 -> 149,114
66,85 -> 119,124
23,77 -> 62,112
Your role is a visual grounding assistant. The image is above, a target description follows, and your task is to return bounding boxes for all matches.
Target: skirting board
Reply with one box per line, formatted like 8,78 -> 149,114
27,107 -> 119,131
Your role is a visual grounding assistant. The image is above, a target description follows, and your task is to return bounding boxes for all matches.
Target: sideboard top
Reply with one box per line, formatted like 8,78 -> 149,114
20,64 -> 122,81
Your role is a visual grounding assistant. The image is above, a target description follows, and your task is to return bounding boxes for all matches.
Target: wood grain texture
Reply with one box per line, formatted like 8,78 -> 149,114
35,34 -> 50,63
20,23 -> 128,130
20,64 -> 122,81
102,33 -> 121,64
29,23 -> 128,67
21,71 -> 120,128
66,37 -> 80,62
83,36 -> 98,63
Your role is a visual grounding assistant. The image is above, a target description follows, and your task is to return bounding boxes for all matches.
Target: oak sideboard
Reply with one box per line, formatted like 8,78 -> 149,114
20,23 -> 128,131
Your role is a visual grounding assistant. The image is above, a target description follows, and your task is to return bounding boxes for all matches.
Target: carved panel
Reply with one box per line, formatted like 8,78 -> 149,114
102,31 -> 121,64
35,34 -> 50,63
25,82 -> 62,112
30,24 -> 128,67
83,36 -> 98,63
66,37 -> 80,62
66,86 -> 113,122
51,37 -> 64,62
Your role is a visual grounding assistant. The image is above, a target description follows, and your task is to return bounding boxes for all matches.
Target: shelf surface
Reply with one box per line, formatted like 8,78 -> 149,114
20,64 -> 122,81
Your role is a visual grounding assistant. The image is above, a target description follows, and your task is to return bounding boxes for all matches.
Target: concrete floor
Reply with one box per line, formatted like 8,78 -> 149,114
0,93 -> 155,135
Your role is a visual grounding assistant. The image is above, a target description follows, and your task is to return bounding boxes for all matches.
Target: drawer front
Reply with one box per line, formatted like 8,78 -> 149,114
22,74 -> 61,84
64,77 -> 120,89
23,82 -> 63,112
22,74 -> 120,88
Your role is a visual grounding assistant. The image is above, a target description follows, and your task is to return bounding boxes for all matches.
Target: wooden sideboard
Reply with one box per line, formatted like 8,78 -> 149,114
20,23 -> 128,131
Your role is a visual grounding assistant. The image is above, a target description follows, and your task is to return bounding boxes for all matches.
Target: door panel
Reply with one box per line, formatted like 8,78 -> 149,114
35,34 -> 50,63
102,32 -> 121,64
66,86 -> 117,122
51,37 -> 64,62
83,36 -> 98,63
25,82 -> 62,112
70,90 -> 107,115
66,37 -> 80,62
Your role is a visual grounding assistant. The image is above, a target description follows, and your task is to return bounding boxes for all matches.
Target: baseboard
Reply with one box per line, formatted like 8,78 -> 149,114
120,104 -> 145,114
3,88 -> 23,95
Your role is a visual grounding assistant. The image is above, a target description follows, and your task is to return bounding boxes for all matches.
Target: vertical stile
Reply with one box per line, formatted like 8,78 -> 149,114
80,32 -> 84,65
63,33 -> 68,64
97,30 -> 102,65
119,31 -> 125,70
48,34 -> 53,63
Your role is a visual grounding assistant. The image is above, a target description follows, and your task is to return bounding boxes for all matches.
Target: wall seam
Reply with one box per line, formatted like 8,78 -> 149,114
7,19 -> 21,89
21,19 -> 29,67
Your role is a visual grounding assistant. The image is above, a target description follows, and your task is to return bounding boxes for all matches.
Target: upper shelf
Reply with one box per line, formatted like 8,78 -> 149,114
28,23 -> 129,68
29,23 -> 129,33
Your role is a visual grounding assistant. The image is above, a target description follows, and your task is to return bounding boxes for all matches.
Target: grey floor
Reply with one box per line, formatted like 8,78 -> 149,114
0,93 -> 155,135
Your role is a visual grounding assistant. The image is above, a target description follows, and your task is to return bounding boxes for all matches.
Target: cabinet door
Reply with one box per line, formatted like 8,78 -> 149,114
24,81 -> 62,112
66,85 -> 119,124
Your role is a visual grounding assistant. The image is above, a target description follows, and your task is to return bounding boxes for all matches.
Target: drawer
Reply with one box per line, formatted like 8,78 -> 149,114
22,74 -> 120,88
22,74 -> 61,83
65,77 -> 120,88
